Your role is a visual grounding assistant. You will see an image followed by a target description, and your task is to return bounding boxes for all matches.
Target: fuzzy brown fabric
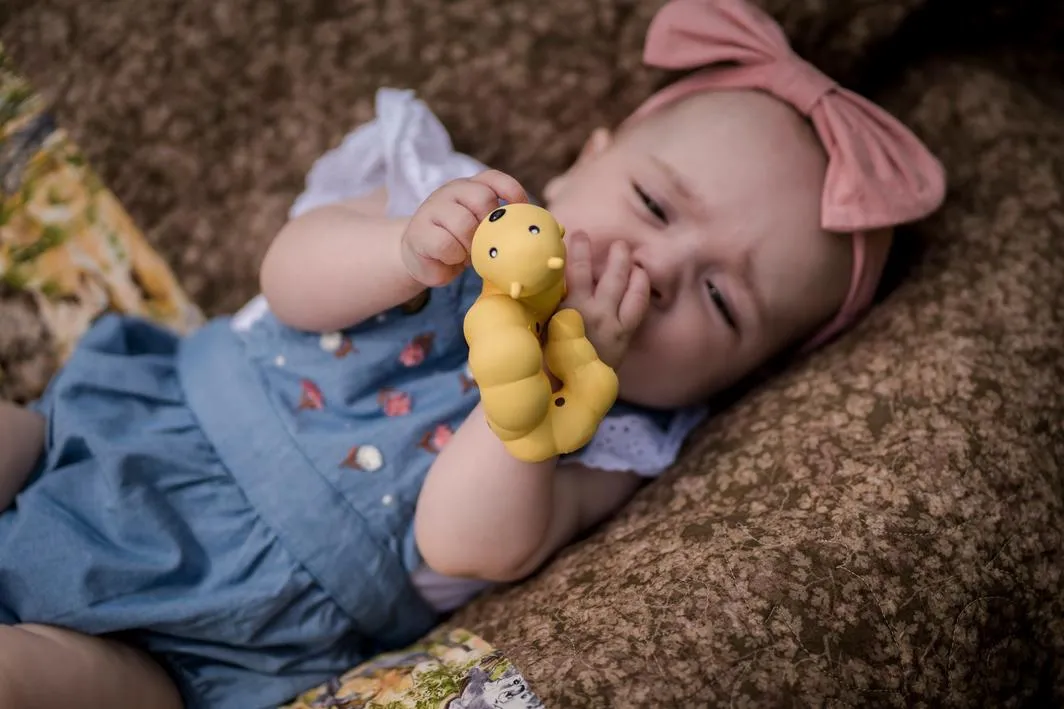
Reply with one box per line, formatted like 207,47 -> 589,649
2,0 -> 1062,706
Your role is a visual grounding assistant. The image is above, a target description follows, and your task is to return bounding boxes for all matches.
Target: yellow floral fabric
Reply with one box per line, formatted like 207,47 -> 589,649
0,46 -> 202,370
282,627 -> 544,709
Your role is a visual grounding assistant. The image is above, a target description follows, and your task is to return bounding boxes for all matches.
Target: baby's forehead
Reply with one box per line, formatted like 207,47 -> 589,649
619,94 -> 825,230
624,90 -> 826,180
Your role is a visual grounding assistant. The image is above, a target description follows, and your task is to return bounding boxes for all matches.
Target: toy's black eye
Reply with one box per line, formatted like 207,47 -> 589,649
528,225 -> 540,234
489,247 -> 498,258
489,208 -> 506,222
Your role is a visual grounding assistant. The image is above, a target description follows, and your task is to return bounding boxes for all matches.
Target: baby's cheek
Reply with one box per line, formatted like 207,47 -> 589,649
647,319 -> 733,392
655,308 -> 716,355
618,344 -> 711,408
551,193 -> 630,246
630,325 -> 693,372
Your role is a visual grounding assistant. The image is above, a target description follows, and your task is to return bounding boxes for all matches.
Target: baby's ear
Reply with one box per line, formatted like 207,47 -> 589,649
544,128 -> 612,203
579,127 -> 613,163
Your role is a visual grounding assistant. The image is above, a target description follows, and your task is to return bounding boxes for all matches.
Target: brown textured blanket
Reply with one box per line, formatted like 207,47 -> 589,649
2,0 -> 1062,706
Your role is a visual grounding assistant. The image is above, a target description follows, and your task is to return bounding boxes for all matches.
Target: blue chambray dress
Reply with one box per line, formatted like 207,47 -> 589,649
0,265 -> 482,708
0,88 -> 707,709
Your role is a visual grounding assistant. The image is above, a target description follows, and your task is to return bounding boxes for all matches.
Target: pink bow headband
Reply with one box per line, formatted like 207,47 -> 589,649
629,0 -> 947,349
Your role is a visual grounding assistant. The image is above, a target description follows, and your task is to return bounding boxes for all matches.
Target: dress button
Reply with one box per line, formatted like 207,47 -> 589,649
381,494 -> 395,506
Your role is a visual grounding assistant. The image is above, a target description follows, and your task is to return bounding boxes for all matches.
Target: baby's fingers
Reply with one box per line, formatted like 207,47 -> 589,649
429,200 -> 481,265
595,240 -> 632,307
564,232 -> 594,299
469,169 -> 529,207
618,266 -> 651,331
444,181 -> 507,240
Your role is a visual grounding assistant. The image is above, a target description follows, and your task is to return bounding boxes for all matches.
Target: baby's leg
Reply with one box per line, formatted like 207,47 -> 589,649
0,624 -> 182,709
0,401 -> 44,511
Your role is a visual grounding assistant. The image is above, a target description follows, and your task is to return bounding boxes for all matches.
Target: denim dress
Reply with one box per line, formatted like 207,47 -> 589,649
0,265 -> 485,708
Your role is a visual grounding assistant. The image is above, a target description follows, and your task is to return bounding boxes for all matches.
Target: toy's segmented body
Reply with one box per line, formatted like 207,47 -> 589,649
463,204 -> 618,462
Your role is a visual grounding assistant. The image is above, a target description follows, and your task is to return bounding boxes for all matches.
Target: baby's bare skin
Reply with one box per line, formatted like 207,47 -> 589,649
0,624 -> 181,709
0,411 -> 181,709
0,402 -> 43,511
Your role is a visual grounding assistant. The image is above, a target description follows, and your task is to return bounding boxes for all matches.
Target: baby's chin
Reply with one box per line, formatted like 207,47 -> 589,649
616,369 -> 697,411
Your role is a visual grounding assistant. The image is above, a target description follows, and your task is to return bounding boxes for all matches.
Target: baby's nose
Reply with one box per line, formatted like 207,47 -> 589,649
634,251 -> 678,308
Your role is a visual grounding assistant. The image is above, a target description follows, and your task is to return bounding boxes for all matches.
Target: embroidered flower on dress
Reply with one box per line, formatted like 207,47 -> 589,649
378,388 -> 412,416
419,423 -> 454,453
341,445 -> 384,472
298,379 -> 325,410
399,333 -> 434,367
320,331 -> 356,357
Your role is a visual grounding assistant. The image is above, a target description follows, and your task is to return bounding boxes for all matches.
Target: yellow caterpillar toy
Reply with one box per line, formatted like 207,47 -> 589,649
463,203 -> 619,462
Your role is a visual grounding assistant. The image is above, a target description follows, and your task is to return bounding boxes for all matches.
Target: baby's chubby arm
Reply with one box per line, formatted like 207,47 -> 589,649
415,405 -> 642,582
260,189 -> 418,332
260,171 -> 527,332
415,216 -> 652,583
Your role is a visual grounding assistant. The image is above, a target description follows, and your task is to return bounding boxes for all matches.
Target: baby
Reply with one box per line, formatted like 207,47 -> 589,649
0,1 -> 945,708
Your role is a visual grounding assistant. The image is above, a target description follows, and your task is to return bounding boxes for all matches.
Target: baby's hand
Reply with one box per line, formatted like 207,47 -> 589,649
401,170 -> 528,287
562,233 -> 651,370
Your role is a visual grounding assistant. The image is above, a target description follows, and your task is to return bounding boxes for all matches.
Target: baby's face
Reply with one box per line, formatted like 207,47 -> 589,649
544,90 -> 853,408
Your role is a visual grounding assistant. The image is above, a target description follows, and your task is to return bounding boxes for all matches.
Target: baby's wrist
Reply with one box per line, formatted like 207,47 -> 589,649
397,243 -> 426,290
587,332 -> 627,372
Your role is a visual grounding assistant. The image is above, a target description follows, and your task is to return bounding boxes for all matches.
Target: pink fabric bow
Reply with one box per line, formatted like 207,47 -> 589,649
631,0 -> 947,348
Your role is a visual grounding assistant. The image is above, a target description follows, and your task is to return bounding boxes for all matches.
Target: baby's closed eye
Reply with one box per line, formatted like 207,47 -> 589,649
632,182 -> 668,223
706,279 -> 738,331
